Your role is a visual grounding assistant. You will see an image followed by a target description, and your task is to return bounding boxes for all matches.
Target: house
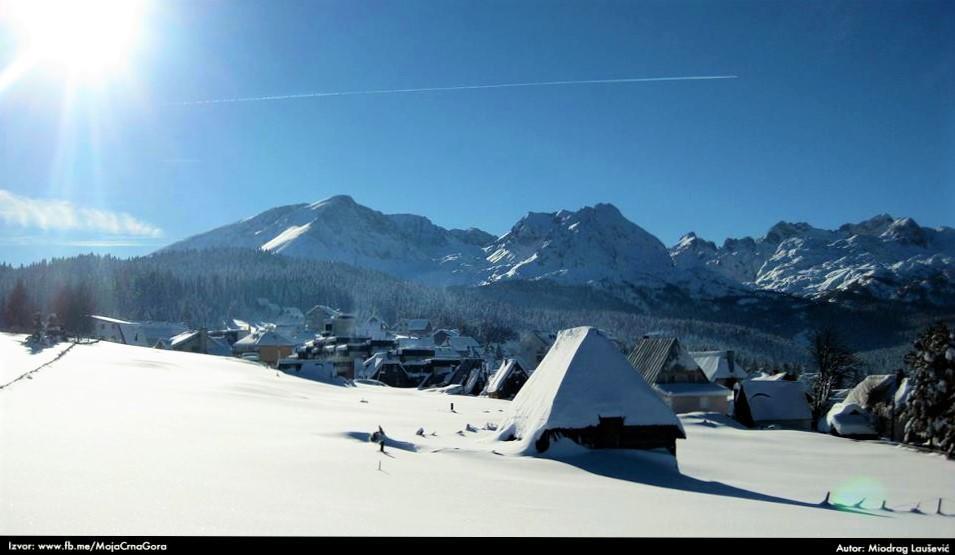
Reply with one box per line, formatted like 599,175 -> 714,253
484,358 -> 531,400
167,329 -> 232,356
690,350 -> 749,387
628,336 -> 730,414
306,305 -> 354,336
306,305 -> 355,337
354,316 -> 390,341
232,330 -> 296,366
90,315 -> 150,346
495,327 -> 686,456
448,335 -> 481,356
841,373 -> 907,440
822,402 -> 877,438
733,380 -> 813,430
394,318 -> 432,338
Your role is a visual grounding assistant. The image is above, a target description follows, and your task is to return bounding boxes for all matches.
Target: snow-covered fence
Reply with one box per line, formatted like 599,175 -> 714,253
822,492 -> 955,516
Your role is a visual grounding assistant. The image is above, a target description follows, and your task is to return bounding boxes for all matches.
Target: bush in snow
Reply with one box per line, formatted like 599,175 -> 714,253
901,322 -> 955,458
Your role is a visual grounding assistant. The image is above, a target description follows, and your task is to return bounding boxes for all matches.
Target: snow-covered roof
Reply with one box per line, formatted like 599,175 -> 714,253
234,330 -> 295,347
690,350 -> 749,382
752,372 -> 788,381
448,336 -> 480,351
485,359 -> 526,395
397,337 -> 435,350
628,336 -> 703,383
402,319 -> 431,332
169,330 -> 198,348
496,327 -> 683,452
844,374 -> 898,407
654,382 -> 729,397
894,378 -> 912,408
738,380 -> 811,422
823,402 -> 876,437
90,315 -> 138,326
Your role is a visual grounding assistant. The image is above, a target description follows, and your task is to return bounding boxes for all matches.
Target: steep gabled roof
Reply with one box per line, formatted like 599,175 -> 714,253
628,337 -> 677,383
628,336 -> 704,383
169,330 -> 198,348
91,314 -> 138,326
738,380 -> 811,422
843,374 -> 898,408
690,350 -> 749,382
485,359 -> 527,396
497,327 -> 683,452
234,330 -> 295,347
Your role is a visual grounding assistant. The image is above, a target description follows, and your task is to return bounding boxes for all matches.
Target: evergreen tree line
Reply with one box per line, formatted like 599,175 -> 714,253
2,249 -> 950,455
0,249 -> 813,367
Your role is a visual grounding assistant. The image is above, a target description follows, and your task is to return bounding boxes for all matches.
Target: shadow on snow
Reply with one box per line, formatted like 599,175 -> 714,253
550,448 -> 883,517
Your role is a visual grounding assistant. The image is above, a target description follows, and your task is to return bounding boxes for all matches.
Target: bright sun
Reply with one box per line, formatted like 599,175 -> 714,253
5,0 -> 146,78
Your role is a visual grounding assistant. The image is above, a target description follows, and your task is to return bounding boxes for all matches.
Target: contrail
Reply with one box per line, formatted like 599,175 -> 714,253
178,74 -> 738,105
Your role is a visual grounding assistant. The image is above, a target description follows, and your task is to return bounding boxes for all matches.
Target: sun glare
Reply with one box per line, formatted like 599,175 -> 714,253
4,0 -> 146,78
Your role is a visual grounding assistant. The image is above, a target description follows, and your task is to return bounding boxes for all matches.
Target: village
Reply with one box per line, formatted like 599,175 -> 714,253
3,314 -> 953,537
69,303 -> 918,448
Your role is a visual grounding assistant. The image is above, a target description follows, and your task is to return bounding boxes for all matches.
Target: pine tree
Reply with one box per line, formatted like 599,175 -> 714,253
901,322 -> 955,458
2,279 -> 34,332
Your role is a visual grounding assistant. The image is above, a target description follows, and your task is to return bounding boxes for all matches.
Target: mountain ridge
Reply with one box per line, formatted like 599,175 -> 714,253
162,196 -> 954,305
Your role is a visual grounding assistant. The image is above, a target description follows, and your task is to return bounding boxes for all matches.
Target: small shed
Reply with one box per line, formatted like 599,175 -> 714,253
733,380 -> 812,430
485,358 -> 531,400
496,327 -> 685,456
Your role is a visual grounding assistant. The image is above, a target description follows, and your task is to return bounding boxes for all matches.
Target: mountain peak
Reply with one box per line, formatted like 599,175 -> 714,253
309,194 -> 357,209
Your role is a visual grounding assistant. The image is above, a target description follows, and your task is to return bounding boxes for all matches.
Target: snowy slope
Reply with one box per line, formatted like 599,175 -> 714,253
671,215 -> 955,303
1,333 -> 953,536
0,334 -> 73,385
162,195 -> 494,286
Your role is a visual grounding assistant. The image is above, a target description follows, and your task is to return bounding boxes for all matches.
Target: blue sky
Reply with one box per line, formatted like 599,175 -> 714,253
0,0 -> 952,266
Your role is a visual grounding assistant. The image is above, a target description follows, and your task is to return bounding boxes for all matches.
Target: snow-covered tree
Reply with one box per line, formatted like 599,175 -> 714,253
901,322 -> 955,458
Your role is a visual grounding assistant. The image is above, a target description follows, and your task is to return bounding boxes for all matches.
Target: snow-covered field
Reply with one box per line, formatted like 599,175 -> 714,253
1,333 -> 952,536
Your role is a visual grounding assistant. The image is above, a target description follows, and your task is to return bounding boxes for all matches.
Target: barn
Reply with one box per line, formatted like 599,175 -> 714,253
495,327 -> 685,456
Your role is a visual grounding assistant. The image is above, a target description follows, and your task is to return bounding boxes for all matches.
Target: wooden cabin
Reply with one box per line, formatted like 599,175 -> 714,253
629,336 -> 730,414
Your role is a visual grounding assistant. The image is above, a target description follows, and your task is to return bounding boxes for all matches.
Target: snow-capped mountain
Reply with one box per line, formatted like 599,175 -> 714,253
164,196 -> 953,305
483,203 -> 675,285
670,215 -> 955,303
164,196 -> 695,290
162,195 -> 494,285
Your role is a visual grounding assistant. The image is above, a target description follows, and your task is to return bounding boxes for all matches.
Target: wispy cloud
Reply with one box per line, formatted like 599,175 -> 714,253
0,189 -> 162,237
178,74 -> 739,106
